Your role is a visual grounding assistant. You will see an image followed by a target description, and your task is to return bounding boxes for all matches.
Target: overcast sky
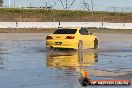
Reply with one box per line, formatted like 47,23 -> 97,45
3,0 -> 132,12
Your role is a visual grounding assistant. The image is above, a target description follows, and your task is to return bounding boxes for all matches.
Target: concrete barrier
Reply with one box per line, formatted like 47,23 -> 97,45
0,22 -> 132,29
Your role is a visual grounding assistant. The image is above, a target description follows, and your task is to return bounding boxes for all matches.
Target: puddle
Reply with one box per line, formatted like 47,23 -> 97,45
0,40 -> 131,88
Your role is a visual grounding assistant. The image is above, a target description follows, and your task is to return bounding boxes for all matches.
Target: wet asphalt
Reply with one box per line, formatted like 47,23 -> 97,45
0,36 -> 132,88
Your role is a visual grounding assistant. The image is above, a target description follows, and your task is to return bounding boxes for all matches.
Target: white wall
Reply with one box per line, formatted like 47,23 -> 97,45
0,22 -> 132,29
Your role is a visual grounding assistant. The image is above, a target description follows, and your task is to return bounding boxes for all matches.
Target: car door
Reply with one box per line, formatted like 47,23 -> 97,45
79,28 -> 92,49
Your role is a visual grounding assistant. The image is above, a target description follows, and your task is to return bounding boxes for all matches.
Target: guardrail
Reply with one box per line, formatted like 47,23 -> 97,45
0,22 -> 132,29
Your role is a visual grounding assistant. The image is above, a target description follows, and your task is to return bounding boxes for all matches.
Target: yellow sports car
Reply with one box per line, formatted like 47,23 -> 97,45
46,27 -> 98,50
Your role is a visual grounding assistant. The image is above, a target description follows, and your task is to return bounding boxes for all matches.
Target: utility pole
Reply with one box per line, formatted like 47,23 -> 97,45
66,0 -> 68,10
112,7 -> 118,14
91,0 -> 94,21
19,0 -> 21,8
114,7 -> 116,13
122,8 -> 124,14
14,0 -> 15,8
30,3 -> 31,9
46,0 -> 47,9
24,0 -> 26,8
9,0 -> 11,8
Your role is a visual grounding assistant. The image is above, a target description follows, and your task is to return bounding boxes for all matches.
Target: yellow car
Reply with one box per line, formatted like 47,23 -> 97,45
46,27 -> 98,50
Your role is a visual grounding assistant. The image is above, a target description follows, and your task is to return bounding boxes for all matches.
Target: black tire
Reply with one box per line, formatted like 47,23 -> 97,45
94,38 -> 98,49
46,47 -> 51,51
78,40 -> 83,52
47,46 -> 55,51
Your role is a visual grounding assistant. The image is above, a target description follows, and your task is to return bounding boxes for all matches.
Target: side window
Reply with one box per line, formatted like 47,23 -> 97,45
79,29 -> 88,35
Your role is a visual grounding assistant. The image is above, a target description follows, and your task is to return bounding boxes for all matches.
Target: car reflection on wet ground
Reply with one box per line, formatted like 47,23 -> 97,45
0,39 -> 132,88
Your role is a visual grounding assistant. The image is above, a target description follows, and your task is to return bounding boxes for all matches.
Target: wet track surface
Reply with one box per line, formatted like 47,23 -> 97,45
0,39 -> 132,88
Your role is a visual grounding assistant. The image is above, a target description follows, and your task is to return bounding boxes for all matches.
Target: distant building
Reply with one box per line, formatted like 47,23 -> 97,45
0,0 -> 3,7
40,6 -> 53,10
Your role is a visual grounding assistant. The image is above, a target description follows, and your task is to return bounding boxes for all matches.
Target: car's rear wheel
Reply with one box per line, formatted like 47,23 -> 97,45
47,47 -> 51,51
47,46 -> 56,51
94,38 -> 98,49
78,40 -> 83,52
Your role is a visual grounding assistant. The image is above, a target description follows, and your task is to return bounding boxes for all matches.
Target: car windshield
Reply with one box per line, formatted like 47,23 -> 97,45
53,29 -> 77,34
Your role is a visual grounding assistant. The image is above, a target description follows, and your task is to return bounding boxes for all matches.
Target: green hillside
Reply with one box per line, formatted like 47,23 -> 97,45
0,8 -> 132,22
